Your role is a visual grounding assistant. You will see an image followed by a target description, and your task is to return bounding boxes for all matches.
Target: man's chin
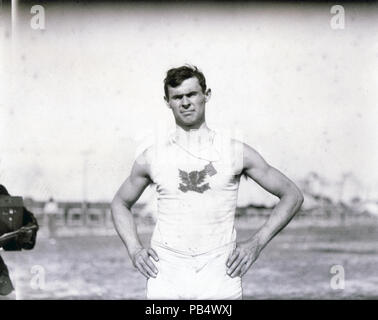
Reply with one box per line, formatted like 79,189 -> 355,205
178,119 -> 197,127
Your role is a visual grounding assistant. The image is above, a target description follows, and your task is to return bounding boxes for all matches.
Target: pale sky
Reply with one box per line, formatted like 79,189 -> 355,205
1,2 -> 377,205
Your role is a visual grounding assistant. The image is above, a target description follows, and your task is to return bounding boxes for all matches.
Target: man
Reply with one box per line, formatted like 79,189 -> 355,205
44,197 -> 59,240
111,65 -> 304,299
0,184 -> 39,298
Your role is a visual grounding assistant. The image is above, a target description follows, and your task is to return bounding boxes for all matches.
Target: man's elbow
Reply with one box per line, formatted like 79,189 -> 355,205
110,195 -> 122,215
284,184 -> 304,208
293,187 -> 304,209
111,195 -> 132,214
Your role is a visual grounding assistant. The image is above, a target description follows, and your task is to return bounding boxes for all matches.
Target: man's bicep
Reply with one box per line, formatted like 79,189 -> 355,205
114,158 -> 152,209
243,144 -> 294,198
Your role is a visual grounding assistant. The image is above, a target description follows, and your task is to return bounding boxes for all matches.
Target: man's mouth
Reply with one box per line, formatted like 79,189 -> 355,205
181,111 -> 194,116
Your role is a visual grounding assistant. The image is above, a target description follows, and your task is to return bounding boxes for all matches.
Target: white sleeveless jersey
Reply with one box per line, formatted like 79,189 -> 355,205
144,131 -> 244,255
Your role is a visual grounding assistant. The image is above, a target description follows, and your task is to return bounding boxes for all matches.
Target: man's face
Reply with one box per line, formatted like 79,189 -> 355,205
165,77 -> 211,129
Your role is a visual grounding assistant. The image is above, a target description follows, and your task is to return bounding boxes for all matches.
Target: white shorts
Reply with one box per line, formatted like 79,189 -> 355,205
146,241 -> 242,300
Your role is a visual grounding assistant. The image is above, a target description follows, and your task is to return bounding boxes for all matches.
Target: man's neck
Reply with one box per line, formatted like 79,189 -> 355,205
174,123 -> 211,140
173,123 -> 215,153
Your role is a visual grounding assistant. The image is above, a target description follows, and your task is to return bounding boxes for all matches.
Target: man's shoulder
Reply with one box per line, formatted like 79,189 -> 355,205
215,134 -> 267,170
215,133 -> 246,156
229,137 -> 244,149
224,137 -> 260,157
213,130 -> 244,147
134,135 -> 172,168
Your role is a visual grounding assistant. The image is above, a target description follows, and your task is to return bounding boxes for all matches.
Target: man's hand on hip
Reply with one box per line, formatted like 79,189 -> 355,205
226,238 -> 262,278
131,248 -> 159,279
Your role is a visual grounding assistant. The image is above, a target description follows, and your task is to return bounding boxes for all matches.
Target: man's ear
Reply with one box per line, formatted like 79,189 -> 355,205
164,96 -> 171,108
205,88 -> 212,103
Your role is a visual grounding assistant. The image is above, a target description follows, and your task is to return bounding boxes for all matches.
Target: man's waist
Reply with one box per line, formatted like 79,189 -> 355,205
151,239 -> 236,257
151,223 -> 236,255
156,211 -> 235,225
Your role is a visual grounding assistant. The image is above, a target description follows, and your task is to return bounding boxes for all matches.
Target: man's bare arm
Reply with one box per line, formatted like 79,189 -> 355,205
227,142 -> 304,277
111,152 -> 158,279
242,143 -> 304,247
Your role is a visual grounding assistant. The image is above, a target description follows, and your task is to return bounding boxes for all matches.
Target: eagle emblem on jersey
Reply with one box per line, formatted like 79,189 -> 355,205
178,163 -> 217,193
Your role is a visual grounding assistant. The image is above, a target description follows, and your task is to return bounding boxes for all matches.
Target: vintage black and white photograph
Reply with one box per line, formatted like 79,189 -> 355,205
1,0 -> 377,301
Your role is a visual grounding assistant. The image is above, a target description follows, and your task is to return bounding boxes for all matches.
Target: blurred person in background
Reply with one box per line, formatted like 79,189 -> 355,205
111,65 -> 304,299
0,184 -> 39,299
44,197 -> 59,243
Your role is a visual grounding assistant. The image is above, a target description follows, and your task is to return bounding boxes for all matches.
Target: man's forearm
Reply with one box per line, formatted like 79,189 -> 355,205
254,191 -> 303,250
111,199 -> 144,258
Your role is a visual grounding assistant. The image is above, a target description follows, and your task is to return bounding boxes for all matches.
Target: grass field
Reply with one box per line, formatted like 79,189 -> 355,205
1,216 -> 378,300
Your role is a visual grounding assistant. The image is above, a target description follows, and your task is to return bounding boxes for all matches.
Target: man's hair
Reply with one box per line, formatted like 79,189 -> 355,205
164,65 -> 207,99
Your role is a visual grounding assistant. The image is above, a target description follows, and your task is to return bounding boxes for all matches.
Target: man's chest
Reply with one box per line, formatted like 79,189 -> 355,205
153,160 -> 240,196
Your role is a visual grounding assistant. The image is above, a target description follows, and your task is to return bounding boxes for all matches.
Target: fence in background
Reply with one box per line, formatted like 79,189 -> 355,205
23,199 -> 376,230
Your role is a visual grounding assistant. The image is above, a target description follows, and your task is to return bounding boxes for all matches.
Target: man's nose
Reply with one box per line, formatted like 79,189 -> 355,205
181,96 -> 190,108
